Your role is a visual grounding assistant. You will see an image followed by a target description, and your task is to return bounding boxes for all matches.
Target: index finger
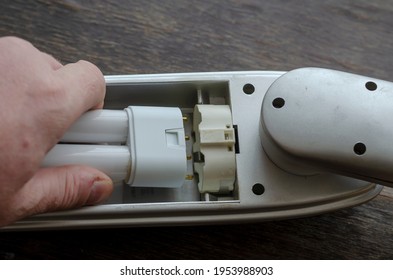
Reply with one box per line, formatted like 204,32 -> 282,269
55,60 -> 106,123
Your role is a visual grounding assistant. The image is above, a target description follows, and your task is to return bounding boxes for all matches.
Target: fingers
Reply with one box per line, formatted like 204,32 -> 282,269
7,165 -> 113,224
0,36 -> 35,50
55,60 -> 106,119
41,52 -> 62,70
0,37 -> 111,227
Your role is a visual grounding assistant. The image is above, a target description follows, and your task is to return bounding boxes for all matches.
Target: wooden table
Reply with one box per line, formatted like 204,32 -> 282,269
1,0 -> 392,259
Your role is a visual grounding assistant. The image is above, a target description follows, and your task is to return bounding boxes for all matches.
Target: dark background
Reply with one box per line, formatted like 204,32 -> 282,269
1,0 -> 393,259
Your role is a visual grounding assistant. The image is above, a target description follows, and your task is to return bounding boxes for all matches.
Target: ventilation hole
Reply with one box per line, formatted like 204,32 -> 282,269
354,142 -> 366,155
272,97 -> 285,108
252,183 -> 265,195
243,83 -> 255,94
365,81 -> 377,91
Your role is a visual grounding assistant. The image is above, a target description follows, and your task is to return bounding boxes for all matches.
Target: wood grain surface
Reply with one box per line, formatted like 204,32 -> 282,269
1,0 -> 393,259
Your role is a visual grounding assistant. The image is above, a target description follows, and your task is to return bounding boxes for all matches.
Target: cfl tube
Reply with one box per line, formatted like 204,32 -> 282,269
62,110 -> 128,143
42,144 -> 130,182
42,106 -> 187,188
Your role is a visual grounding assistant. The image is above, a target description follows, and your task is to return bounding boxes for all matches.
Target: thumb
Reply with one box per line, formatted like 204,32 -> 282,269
12,165 -> 113,221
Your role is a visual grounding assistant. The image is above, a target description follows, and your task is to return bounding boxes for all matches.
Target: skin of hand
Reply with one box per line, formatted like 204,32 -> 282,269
0,36 -> 113,227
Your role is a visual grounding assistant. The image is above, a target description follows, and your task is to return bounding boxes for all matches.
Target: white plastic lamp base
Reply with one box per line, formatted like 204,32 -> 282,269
124,106 -> 187,188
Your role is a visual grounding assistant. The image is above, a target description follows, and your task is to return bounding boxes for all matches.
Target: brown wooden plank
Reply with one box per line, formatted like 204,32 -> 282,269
0,0 -> 393,259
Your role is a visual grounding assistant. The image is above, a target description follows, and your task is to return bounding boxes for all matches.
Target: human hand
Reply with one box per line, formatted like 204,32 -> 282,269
0,37 -> 113,227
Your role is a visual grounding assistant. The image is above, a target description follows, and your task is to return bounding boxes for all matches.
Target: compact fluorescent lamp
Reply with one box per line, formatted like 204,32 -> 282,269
5,68 -> 392,231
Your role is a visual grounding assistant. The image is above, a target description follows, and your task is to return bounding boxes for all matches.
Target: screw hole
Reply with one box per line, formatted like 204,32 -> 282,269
354,142 -> 366,155
272,97 -> 285,108
252,183 -> 265,195
243,83 -> 255,94
365,81 -> 377,91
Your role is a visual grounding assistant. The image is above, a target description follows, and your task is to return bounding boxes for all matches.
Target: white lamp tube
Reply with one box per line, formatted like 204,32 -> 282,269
42,144 -> 130,182
61,110 -> 128,143
42,106 -> 187,188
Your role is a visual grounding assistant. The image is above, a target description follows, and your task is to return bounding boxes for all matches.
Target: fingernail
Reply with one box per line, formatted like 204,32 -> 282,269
86,179 -> 113,205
